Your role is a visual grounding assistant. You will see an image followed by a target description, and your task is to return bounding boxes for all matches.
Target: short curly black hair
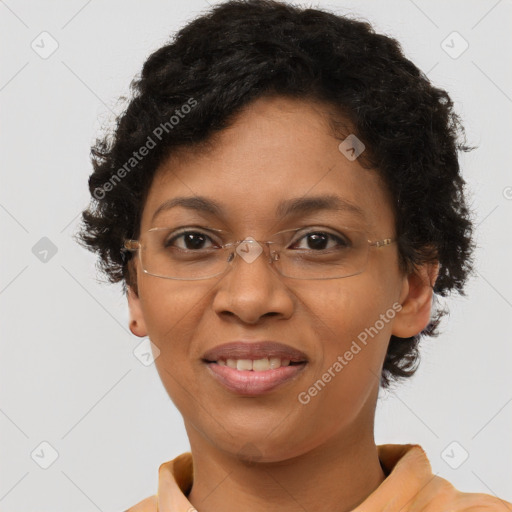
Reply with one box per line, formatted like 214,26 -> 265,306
77,0 -> 475,388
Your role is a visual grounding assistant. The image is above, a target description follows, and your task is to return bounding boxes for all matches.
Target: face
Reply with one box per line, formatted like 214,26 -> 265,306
127,96 -> 435,462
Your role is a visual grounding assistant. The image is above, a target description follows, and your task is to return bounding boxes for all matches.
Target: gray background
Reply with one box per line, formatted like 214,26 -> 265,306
1,0 -> 511,510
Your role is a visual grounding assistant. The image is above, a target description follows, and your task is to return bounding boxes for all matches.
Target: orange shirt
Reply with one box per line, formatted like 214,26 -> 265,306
126,444 -> 512,511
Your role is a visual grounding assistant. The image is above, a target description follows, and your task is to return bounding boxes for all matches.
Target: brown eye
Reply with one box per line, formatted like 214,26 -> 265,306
165,231 -> 216,251
290,231 -> 350,251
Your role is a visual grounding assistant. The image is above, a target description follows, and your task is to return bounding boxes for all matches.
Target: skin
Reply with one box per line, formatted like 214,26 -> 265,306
127,95 -> 438,512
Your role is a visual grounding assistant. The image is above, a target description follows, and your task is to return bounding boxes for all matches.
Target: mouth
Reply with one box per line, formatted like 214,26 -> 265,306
201,340 -> 309,395
202,357 -> 306,370
202,358 -> 308,396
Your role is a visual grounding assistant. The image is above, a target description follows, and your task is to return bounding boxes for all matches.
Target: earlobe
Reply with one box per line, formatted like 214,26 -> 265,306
127,286 -> 148,338
392,262 -> 440,338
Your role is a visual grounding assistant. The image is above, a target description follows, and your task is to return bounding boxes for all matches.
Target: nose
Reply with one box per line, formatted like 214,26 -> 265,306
211,240 -> 294,325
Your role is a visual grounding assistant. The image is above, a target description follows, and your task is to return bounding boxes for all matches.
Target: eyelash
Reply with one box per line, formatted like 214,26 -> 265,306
164,228 -> 350,251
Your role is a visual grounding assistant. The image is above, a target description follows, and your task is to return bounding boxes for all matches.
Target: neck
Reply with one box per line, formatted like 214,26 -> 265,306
185,423 -> 386,512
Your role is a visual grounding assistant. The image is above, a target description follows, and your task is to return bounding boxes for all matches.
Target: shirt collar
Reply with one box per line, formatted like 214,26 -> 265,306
156,443 -> 433,510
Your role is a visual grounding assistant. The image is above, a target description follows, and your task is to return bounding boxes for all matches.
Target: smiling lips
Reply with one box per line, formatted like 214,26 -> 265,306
202,340 -> 308,395
202,340 -> 308,363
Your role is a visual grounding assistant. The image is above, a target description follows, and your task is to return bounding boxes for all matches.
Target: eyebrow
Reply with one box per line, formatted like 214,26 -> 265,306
151,194 -> 366,222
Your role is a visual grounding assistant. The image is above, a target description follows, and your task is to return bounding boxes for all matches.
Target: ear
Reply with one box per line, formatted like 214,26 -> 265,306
127,285 -> 148,338
392,261 -> 440,338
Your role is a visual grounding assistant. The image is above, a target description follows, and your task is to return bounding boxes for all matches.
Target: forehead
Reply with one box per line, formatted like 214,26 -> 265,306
141,96 -> 395,235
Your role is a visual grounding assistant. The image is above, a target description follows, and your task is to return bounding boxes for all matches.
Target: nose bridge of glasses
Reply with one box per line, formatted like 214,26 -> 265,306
229,237 -> 276,267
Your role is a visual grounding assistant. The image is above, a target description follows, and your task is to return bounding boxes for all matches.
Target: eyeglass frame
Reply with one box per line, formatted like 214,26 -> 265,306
122,225 -> 397,281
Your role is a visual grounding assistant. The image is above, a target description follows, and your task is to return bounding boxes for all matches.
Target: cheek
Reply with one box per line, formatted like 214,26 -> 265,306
294,276 -> 395,397
138,279 -> 207,363
138,281 -> 210,411
293,272 -> 396,347
140,274 -> 203,323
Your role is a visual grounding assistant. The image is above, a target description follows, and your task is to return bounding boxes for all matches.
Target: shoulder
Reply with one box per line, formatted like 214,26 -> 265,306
122,494 -> 157,512
415,474 -> 512,511
374,444 -> 512,511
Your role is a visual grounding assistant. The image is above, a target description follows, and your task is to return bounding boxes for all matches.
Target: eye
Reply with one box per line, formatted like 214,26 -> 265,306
289,230 -> 351,251
165,230 -> 219,251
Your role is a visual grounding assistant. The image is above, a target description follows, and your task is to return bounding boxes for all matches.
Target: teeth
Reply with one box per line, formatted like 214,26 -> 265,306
236,359 -> 253,371
269,357 -> 283,369
219,357 -> 293,371
254,358 -> 271,371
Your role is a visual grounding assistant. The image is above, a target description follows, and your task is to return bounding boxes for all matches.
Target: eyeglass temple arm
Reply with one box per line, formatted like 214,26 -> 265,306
370,238 -> 395,248
123,239 -> 139,251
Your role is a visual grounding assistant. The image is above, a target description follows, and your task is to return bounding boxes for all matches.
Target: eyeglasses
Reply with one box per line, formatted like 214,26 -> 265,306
122,225 -> 396,281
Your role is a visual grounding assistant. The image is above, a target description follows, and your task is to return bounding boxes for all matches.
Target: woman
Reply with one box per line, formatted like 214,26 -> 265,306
78,1 -> 512,510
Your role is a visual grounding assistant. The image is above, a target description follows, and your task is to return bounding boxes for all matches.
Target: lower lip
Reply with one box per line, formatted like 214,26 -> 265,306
205,361 -> 307,396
